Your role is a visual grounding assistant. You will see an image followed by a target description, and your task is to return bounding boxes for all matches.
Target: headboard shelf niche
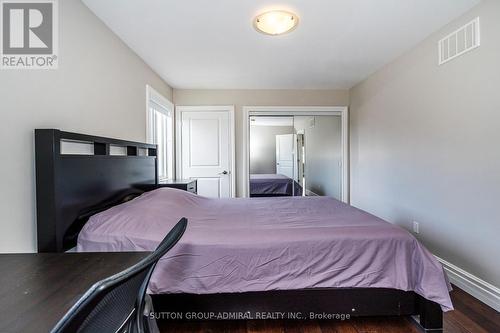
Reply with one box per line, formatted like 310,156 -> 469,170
35,129 -> 158,252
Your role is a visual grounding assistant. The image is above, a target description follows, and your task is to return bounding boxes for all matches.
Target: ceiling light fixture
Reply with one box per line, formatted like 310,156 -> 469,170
253,10 -> 299,36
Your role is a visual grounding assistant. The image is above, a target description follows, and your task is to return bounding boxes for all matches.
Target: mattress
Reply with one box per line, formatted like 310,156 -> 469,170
77,188 -> 453,311
250,173 -> 303,196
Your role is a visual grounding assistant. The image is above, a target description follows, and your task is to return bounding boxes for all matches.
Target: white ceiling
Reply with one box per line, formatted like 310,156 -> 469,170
82,0 -> 480,89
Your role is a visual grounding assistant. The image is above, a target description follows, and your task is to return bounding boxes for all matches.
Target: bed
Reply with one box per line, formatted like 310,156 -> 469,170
250,174 -> 303,197
77,187 -> 452,312
35,129 -> 450,330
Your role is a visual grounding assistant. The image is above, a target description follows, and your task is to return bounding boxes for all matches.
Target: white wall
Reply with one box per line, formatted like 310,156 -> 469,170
350,0 -> 500,286
173,89 -> 350,196
0,0 -> 172,253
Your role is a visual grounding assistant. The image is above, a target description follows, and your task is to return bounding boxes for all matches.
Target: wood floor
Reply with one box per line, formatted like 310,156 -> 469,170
158,286 -> 500,333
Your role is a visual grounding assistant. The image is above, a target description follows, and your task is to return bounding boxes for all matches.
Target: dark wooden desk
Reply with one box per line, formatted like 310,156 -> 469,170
0,252 -> 148,333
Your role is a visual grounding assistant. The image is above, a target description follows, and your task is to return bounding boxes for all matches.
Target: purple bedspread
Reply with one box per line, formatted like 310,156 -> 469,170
77,188 -> 453,311
250,174 -> 303,196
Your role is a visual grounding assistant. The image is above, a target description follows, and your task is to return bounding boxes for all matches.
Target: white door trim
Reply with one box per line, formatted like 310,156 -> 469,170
175,105 -> 236,197
242,106 -> 349,202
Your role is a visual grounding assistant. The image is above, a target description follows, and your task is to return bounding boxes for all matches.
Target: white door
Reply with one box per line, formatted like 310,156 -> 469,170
275,134 -> 295,178
177,107 -> 234,198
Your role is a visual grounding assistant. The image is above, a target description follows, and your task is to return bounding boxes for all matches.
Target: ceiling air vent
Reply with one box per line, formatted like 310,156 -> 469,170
439,17 -> 480,65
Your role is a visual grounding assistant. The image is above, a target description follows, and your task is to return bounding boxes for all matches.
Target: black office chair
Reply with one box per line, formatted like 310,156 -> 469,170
51,218 -> 188,333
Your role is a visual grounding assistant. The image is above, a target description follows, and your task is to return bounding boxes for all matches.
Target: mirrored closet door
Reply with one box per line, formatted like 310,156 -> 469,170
249,115 -> 342,200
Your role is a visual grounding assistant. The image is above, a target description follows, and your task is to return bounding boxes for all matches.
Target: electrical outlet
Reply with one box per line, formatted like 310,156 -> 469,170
413,221 -> 420,234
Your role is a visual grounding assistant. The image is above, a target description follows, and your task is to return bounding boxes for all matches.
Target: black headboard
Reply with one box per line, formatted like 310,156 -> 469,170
35,129 -> 158,252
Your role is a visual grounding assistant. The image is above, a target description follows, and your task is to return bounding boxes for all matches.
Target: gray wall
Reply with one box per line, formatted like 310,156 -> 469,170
350,0 -> 499,286
0,0 -> 172,253
249,126 -> 294,174
295,116 -> 342,199
173,89 -> 350,196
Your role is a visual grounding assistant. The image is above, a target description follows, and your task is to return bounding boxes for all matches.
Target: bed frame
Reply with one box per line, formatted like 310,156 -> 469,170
250,193 -> 292,198
34,129 -> 443,331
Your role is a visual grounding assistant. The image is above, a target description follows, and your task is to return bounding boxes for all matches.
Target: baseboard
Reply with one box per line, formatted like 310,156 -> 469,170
435,256 -> 500,312
305,189 -> 319,196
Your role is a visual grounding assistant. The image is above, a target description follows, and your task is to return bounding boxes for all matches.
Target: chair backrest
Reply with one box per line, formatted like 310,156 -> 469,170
51,218 -> 188,333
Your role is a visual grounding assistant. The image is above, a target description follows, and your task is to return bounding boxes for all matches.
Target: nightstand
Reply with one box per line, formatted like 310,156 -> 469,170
136,179 -> 197,194
156,179 -> 198,194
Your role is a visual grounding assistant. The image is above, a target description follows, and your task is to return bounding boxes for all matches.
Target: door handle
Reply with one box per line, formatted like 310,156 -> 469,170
219,170 -> 229,175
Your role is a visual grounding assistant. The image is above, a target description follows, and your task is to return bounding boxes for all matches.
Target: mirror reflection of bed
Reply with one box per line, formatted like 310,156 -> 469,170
249,115 -> 342,199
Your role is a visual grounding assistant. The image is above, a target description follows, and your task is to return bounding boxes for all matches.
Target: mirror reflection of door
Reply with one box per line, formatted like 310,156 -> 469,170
275,134 -> 295,178
249,115 -> 342,200
296,133 -> 305,187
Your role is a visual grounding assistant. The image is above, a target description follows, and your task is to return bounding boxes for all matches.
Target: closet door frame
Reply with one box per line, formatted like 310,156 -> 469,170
242,106 -> 349,202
